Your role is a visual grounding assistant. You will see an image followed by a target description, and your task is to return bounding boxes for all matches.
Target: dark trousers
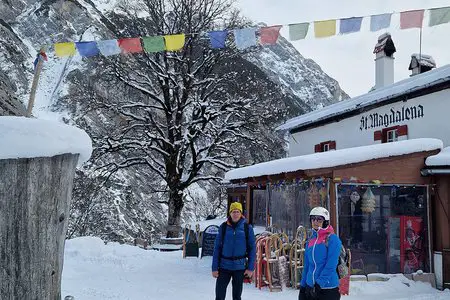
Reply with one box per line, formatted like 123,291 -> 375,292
299,287 -> 341,300
215,269 -> 245,300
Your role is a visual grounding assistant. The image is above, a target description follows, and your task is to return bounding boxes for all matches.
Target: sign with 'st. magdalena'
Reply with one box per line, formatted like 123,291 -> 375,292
360,104 -> 424,130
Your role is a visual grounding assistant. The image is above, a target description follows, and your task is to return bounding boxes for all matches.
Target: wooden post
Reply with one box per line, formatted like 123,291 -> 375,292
329,179 -> 338,230
0,153 -> 79,299
26,54 -> 44,117
246,185 -> 251,223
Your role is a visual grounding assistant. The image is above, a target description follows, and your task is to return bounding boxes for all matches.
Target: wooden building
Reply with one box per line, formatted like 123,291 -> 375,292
224,34 -> 450,288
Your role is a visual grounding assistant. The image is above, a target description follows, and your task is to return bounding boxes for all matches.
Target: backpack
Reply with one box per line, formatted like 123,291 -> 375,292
325,233 -> 350,279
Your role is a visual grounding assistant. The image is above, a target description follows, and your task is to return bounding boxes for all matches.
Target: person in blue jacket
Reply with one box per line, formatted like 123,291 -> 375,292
299,207 -> 342,300
212,202 -> 256,300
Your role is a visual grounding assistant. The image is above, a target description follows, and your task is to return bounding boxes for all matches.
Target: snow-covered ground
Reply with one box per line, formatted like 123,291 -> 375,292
61,237 -> 450,300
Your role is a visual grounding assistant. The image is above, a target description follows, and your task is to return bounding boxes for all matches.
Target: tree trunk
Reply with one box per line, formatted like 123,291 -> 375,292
166,189 -> 184,238
0,153 -> 78,300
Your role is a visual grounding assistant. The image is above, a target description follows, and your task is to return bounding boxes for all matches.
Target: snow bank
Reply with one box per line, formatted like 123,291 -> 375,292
225,138 -> 443,181
61,237 -> 450,300
277,64 -> 450,131
184,218 -> 227,232
0,116 -> 92,166
426,147 -> 450,166
184,218 -> 266,234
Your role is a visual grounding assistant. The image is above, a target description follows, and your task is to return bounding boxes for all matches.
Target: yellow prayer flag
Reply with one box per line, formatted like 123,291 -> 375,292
314,20 -> 336,38
54,42 -> 77,57
164,34 -> 185,51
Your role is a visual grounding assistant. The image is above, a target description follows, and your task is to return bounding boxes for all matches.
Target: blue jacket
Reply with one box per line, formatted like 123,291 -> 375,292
300,225 -> 342,289
212,218 -> 256,272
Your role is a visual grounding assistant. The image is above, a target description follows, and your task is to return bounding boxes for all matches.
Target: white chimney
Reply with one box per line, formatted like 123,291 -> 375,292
373,33 -> 396,89
409,54 -> 436,76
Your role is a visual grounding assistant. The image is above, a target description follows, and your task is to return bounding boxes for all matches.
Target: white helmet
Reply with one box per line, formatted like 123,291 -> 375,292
309,207 -> 330,221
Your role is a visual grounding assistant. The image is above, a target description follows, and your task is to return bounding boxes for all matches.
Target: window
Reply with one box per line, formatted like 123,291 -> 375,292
314,140 -> 336,153
269,180 -> 329,239
374,125 -> 408,143
386,129 -> 398,143
337,184 -> 429,275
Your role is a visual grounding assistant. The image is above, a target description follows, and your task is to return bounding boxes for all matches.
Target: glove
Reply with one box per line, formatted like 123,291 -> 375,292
298,286 -> 306,300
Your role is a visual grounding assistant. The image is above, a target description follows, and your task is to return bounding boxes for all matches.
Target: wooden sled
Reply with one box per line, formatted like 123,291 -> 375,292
289,225 -> 307,289
339,249 -> 351,295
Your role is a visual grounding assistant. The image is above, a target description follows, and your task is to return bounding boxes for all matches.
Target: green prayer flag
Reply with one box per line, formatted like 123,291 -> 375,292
142,36 -> 165,53
288,23 -> 309,41
429,7 -> 450,27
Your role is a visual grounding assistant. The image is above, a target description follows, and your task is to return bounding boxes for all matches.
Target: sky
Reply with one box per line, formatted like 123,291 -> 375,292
237,0 -> 450,97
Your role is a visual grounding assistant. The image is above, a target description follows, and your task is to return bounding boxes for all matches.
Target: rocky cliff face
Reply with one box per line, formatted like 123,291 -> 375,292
0,0 -> 348,243
0,70 -> 26,116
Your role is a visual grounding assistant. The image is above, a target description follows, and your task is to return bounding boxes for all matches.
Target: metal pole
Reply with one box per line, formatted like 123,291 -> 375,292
419,27 -> 423,74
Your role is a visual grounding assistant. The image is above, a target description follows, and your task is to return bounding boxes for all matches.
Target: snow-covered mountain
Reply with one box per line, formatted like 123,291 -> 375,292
0,0 -> 348,243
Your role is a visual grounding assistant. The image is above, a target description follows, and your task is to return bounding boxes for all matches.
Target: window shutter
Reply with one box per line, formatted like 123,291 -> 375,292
397,125 -> 408,136
314,144 -> 321,153
374,130 -> 382,141
329,141 -> 336,150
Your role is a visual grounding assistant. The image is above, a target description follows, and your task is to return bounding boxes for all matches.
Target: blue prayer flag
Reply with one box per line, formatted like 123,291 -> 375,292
208,30 -> 228,49
33,56 -> 39,70
76,41 -> 100,57
234,28 -> 257,50
370,14 -> 392,32
340,17 -> 363,34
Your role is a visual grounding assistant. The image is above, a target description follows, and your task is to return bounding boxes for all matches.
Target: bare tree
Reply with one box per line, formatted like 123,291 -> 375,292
96,0 -> 258,237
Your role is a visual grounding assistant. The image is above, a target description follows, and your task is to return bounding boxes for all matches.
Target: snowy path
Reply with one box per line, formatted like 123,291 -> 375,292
61,237 -> 449,300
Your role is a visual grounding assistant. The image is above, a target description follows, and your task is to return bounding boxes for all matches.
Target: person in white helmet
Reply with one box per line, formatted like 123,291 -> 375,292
298,207 -> 342,300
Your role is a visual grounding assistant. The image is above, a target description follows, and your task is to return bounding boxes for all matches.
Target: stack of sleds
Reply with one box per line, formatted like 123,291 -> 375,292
254,225 -> 307,292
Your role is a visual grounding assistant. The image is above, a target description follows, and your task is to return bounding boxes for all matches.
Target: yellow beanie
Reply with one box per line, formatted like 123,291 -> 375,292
229,202 -> 243,213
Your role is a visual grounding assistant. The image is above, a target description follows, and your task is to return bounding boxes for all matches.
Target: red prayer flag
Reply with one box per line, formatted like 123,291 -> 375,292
118,38 -> 143,54
40,51 -> 48,61
259,25 -> 282,45
400,10 -> 424,29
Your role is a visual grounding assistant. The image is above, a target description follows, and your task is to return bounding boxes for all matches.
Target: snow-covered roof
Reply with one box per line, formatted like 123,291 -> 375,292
224,138 -> 442,181
425,147 -> 450,167
0,116 -> 92,166
277,64 -> 450,132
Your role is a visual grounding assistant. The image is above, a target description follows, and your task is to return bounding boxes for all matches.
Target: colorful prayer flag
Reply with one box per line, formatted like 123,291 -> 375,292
54,42 -> 76,57
208,30 -> 228,49
118,38 -> 143,54
400,10 -> 424,29
164,34 -> 185,51
234,28 -> 257,50
142,36 -> 165,53
39,50 -> 48,61
259,25 -> 282,45
339,17 -> 363,34
370,13 -> 392,32
314,20 -> 336,38
33,56 -> 39,69
288,23 -> 309,41
75,41 -> 100,57
97,40 -> 121,56
429,7 -> 450,27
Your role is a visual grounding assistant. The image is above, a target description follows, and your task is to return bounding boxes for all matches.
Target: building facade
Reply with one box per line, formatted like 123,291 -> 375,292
224,35 -> 450,289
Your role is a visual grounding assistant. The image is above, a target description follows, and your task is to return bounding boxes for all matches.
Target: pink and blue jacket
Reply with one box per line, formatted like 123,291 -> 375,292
300,225 -> 342,289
